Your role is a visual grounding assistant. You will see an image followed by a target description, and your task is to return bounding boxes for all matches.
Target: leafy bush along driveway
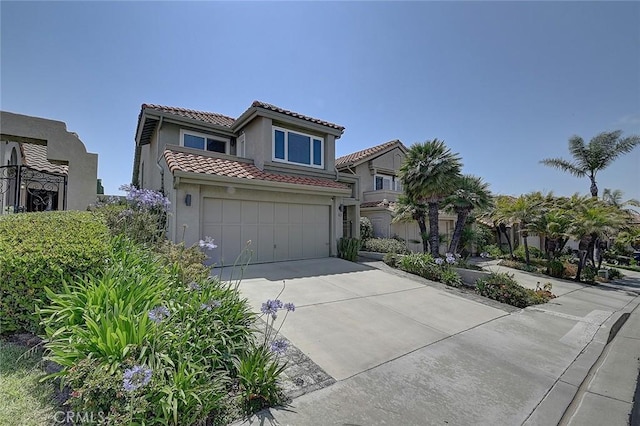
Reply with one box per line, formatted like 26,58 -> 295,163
2,189 -> 296,425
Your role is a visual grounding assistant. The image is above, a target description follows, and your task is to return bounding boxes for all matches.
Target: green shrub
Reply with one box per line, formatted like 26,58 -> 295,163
155,240 -> 211,284
513,245 -> 543,261
337,237 -> 361,262
90,185 -> 170,246
0,211 -> 110,333
498,259 -> 540,273
440,267 -> 463,287
583,265 -> 597,283
362,238 -> 409,254
360,217 -> 373,241
482,244 -> 504,258
383,252 -> 400,267
398,253 -> 441,281
234,344 -> 287,412
476,272 -> 555,308
607,267 -> 623,280
548,259 -> 565,278
41,237 -> 256,425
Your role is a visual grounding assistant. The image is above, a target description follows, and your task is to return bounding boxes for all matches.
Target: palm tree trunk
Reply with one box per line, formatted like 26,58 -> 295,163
416,216 -> 428,253
589,175 -> 598,198
498,223 -> 513,257
428,201 -> 440,257
575,250 -> 588,282
522,230 -> 531,265
448,209 -> 469,254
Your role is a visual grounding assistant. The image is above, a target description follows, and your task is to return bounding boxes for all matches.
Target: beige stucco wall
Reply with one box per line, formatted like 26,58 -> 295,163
0,111 -> 97,211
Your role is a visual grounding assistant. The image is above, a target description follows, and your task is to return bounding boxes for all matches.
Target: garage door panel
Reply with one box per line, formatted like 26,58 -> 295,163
259,202 -> 275,224
289,204 -> 303,224
222,200 -> 242,224
221,225 -> 242,265
202,198 -> 330,264
274,225 -> 290,261
257,225 -> 274,263
241,201 -> 259,224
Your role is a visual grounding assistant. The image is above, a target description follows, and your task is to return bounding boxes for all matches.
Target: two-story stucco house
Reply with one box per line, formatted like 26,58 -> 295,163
133,101 -> 358,265
336,140 -> 457,253
0,111 -> 98,214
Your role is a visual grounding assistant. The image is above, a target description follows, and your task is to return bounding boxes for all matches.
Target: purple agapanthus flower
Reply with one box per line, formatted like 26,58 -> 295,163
201,300 -> 222,311
261,299 -> 283,319
435,257 -> 444,265
122,365 -> 152,392
119,184 -> 170,212
188,281 -> 201,291
148,306 -> 170,323
198,236 -> 218,250
283,302 -> 296,312
270,339 -> 289,355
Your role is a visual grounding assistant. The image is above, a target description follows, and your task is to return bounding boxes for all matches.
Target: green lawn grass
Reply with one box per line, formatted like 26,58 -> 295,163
0,341 -> 58,426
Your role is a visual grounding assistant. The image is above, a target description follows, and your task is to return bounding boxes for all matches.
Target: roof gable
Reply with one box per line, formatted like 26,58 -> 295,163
336,140 -> 406,169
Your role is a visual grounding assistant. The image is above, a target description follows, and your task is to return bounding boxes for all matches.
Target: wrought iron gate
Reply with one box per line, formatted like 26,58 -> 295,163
0,165 -> 67,214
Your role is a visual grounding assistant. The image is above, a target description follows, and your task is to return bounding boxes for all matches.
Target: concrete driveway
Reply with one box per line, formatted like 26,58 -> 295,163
220,257 -> 508,380
226,258 -> 640,426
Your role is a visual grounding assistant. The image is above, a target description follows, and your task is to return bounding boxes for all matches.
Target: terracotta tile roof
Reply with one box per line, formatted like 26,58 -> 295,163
21,143 -> 68,175
142,104 -> 236,128
251,101 -> 345,131
336,140 -> 405,168
164,149 -> 350,190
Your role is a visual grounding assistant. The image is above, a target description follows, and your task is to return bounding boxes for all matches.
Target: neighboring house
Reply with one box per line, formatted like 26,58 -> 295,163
133,101 -> 358,265
336,140 -> 457,253
0,111 -> 98,214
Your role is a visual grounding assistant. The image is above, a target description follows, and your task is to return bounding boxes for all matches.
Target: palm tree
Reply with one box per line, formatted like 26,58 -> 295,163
569,195 -> 626,278
540,130 -> 640,198
399,140 -> 462,257
443,175 -> 493,254
392,195 -> 429,253
494,192 -> 545,265
602,188 -> 640,214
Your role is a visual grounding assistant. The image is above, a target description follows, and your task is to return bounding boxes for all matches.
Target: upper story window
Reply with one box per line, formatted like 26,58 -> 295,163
273,127 -> 323,168
181,129 -> 229,154
375,174 -> 402,192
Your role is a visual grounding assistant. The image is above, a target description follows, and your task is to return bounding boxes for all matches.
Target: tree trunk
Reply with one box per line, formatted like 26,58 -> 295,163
498,223 -> 514,257
575,250 -> 588,282
589,175 -> 598,198
416,215 -> 428,253
428,201 -> 440,257
522,230 -> 531,265
448,208 -> 469,254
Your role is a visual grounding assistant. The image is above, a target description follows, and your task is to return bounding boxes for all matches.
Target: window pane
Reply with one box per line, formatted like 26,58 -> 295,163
383,178 -> 391,190
375,176 -> 383,190
207,138 -> 226,153
288,132 -> 310,164
313,139 -> 322,166
184,134 -> 205,149
274,130 -> 285,159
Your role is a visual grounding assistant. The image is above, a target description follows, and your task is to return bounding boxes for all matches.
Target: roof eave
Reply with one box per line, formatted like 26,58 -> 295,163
232,106 -> 345,138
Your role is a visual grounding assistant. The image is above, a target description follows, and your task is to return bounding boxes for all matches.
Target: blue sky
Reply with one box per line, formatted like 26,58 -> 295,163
2,1 -> 639,200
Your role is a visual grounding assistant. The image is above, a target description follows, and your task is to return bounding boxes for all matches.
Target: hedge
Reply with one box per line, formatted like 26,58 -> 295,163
0,211 -> 110,333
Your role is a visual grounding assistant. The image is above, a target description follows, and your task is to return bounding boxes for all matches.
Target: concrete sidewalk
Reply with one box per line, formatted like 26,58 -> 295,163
230,258 -> 640,426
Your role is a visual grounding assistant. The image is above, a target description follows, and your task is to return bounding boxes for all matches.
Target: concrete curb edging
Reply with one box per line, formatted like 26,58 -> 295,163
523,304 -> 636,426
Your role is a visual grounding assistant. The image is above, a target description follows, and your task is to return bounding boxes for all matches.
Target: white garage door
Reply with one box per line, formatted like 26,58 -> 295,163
202,198 -> 330,265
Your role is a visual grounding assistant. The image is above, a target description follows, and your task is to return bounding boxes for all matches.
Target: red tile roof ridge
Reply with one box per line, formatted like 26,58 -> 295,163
142,104 -> 236,127
336,139 -> 405,167
251,100 -> 345,131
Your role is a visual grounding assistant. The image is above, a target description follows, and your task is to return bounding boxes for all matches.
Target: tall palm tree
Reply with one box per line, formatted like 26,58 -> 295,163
443,175 -> 493,254
400,139 -> 462,257
602,188 -> 640,214
540,130 -> 640,198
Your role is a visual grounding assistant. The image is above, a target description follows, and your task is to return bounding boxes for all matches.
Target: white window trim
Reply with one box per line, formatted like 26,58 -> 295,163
180,129 -> 230,155
272,126 -> 324,169
374,174 -> 401,191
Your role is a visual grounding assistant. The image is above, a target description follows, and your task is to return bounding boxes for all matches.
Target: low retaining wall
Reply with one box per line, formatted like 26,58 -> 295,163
454,267 -> 490,287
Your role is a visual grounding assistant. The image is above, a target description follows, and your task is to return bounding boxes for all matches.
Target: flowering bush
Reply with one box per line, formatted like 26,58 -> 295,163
90,184 -> 170,245
397,253 -> 462,287
41,236 -> 257,424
